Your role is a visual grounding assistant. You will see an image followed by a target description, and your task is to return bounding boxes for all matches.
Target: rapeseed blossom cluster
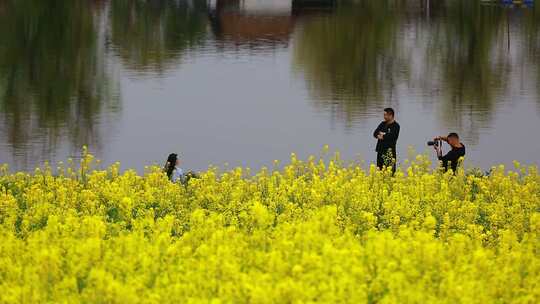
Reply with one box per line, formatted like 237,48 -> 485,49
0,150 -> 539,303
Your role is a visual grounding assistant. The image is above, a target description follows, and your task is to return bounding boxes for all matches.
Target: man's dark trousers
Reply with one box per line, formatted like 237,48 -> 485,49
377,148 -> 396,173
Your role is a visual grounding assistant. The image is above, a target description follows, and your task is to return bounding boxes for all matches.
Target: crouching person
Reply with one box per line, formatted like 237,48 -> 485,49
432,133 -> 466,173
164,153 -> 199,184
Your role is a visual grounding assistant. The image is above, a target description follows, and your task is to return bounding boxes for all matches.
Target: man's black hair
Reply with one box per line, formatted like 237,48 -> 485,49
384,107 -> 395,116
448,132 -> 459,139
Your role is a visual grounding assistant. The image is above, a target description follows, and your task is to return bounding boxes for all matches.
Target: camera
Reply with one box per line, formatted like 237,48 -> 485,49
427,139 -> 441,147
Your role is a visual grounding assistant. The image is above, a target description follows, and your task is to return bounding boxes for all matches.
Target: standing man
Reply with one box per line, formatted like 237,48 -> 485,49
373,108 -> 400,172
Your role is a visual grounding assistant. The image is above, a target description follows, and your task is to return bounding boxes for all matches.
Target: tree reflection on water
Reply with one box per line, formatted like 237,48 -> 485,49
0,0 -> 120,167
293,1 -> 407,127
109,0 -> 208,75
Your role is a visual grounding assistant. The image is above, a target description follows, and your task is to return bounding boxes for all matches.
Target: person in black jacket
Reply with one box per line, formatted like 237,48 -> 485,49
373,108 -> 400,172
433,133 -> 466,173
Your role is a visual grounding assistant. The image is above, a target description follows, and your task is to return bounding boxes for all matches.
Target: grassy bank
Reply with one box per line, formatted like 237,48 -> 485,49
0,151 -> 539,303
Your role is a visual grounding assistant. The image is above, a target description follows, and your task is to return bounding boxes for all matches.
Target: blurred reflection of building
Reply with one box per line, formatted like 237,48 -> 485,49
90,0 -> 108,10
208,0 -> 295,48
292,0 -> 335,15
208,0 -> 334,50
480,0 -> 535,8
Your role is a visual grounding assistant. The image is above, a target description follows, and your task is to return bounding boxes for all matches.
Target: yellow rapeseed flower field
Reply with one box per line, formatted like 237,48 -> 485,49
0,150 -> 539,303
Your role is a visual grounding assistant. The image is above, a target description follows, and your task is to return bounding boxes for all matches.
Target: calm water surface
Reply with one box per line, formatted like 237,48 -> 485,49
0,0 -> 539,172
